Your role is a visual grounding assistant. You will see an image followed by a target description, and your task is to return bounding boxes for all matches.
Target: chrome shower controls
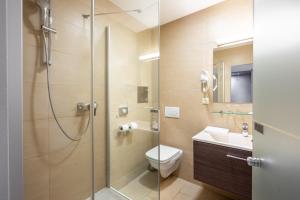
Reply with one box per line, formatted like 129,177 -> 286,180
118,106 -> 128,117
77,102 -> 97,116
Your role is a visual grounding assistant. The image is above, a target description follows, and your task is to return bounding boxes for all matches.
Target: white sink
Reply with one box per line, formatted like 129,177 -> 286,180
192,128 -> 253,151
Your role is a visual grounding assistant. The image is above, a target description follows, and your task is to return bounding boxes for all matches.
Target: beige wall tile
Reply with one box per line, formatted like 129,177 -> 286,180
23,83 -> 49,121
48,117 -> 91,153
23,120 -> 49,159
47,84 -> 91,118
49,142 -> 92,200
23,0 -> 41,47
23,45 -> 46,84
49,51 -> 91,86
24,156 -> 50,200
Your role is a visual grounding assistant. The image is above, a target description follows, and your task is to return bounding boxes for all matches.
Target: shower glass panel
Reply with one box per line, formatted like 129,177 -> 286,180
93,0 -> 160,199
23,0 -> 159,199
23,0 -> 95,199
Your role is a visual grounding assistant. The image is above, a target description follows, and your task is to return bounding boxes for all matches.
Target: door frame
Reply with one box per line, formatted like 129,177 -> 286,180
0,0 -> 23,199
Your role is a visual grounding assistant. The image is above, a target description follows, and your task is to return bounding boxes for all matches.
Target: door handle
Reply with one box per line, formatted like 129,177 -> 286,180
247,157 -> 262,167
226,155 -> 262,168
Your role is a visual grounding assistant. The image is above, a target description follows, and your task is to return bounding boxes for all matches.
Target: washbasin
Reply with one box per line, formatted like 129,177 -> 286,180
192,126 -> 252,151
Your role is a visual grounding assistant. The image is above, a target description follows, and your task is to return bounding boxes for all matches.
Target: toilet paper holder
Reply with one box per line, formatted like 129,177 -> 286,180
119,122 -> 138,134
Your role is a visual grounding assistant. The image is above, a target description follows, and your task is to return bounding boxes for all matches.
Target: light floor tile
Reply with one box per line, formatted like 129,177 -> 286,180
160,176 -> 232,200
115,171 -> 231,200
93,188 -> 127,200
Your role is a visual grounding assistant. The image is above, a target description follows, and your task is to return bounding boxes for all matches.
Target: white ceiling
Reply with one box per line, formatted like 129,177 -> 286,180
110,0 -> 159,28
160,0 -> 225,25
109,0 -> 225,30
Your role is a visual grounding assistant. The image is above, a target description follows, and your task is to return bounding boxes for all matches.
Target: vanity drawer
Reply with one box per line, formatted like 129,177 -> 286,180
193,140 -> 252,200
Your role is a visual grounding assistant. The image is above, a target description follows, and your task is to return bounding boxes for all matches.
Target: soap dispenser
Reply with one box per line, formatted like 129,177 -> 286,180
242,122 -> 249,137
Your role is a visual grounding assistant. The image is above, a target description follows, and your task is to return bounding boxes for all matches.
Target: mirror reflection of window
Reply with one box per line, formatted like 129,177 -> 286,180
231,64 -> 253,103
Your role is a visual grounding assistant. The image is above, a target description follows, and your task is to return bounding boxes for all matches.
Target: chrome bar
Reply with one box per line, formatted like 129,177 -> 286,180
105,26 -> 111,187
91,0 -> 95,199
41,25 -> 57,34
226,154 -> 247,161
95,9 -> 141,16
82,9 -> 141,18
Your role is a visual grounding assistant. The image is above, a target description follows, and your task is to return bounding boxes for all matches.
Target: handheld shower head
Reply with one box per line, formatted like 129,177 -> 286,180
36,0 -> 49,9
36,0 -> 50,25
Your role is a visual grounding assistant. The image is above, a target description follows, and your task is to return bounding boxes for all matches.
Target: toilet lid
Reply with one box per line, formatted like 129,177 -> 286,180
146,145 -> 181,163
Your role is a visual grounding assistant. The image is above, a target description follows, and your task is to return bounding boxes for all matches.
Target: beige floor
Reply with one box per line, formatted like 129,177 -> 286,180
120,170 -> 232,200
160,175 -> 232,200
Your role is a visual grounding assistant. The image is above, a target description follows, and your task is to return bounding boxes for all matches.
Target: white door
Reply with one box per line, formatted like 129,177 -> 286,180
252,0 -> 300,199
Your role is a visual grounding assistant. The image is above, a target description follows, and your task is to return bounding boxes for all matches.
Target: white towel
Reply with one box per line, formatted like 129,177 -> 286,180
204,126 -> 229,135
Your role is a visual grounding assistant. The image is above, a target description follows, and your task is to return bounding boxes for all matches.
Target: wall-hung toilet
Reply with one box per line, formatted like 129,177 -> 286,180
146,145 -> 183,178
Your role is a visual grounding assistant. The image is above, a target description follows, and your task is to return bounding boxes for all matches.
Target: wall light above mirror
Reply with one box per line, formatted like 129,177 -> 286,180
213,39 -> 253,104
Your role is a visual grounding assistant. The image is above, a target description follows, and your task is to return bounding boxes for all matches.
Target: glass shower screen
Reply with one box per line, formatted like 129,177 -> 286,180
93,0 -> 160,199
23,0 -> 159,199
23,0 -> 94,199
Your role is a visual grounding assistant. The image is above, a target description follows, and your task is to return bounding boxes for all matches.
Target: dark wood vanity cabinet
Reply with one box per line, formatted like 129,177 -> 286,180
193,141 -> 252,200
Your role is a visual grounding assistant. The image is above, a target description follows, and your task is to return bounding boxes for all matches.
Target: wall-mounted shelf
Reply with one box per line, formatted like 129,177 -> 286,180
211,111 -> 253,116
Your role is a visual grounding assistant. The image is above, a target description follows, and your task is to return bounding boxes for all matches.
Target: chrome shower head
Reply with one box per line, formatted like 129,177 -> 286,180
36,0 -> 50,9
36,0 -> 50,25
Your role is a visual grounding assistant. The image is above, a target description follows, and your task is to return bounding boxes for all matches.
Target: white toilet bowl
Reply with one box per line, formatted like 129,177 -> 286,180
145,145 -> 183,178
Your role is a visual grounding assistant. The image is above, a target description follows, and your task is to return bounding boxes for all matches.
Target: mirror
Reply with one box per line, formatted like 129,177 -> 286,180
213,42 -> 253,103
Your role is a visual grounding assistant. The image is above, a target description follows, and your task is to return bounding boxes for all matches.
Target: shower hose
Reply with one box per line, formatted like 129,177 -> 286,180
42,31 -> 90,141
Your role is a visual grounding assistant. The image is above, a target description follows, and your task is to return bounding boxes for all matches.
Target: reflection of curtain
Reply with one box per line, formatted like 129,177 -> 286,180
230,63 -> 253,103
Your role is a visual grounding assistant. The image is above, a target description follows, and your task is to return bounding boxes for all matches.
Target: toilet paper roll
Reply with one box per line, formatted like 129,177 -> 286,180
119,124 -> 130,132
129,122 -> 138,130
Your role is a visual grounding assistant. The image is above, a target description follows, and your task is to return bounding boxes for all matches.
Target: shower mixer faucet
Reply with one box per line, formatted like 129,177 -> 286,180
77,102 -> 98,116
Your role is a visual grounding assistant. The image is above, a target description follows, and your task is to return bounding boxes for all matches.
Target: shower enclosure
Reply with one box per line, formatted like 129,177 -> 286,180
23,0 -> 160,199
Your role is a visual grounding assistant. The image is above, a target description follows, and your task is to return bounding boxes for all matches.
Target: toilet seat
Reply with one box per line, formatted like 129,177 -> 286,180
145,145 -> 183,178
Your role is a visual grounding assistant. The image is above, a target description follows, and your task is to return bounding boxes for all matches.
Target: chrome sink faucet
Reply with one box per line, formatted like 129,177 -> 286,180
242,122 -> 249,137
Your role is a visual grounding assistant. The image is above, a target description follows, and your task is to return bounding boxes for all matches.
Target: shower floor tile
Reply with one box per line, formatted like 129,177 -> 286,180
120,170 -> 159,200
93,188 -> 128,200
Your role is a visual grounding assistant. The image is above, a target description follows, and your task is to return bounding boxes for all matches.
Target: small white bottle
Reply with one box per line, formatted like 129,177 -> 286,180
150,108 -> 159,131
242,122 -> 249,137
